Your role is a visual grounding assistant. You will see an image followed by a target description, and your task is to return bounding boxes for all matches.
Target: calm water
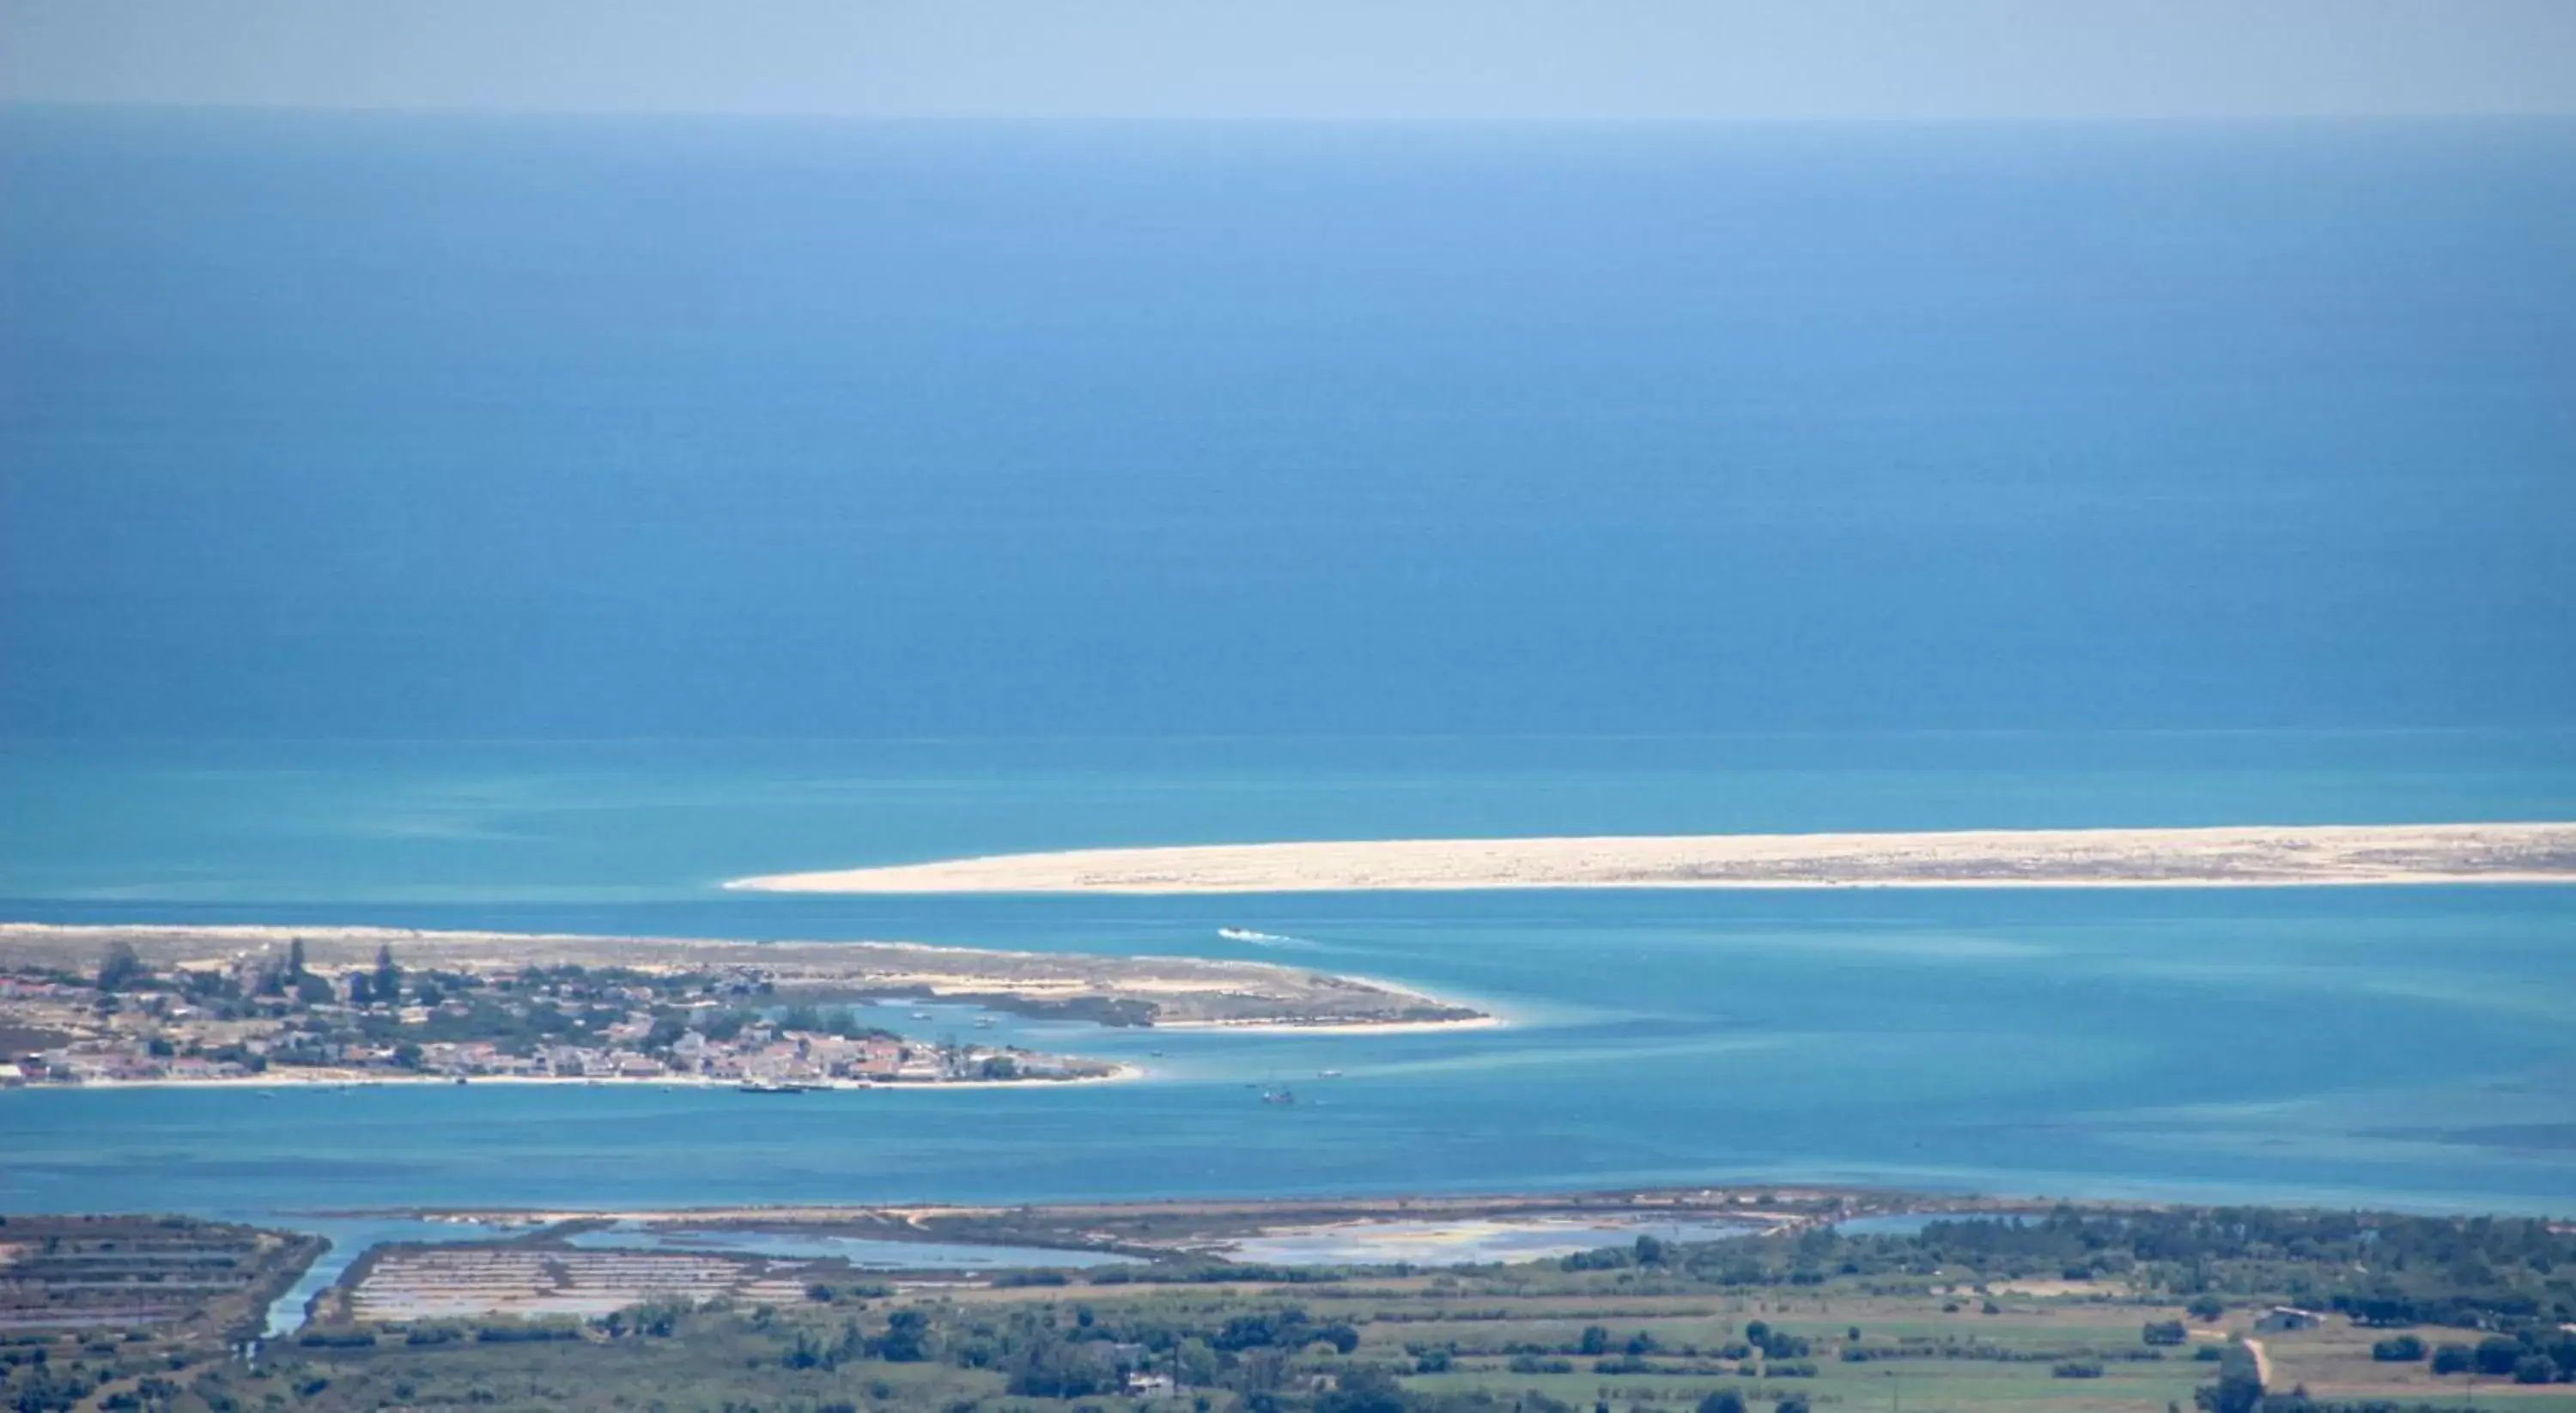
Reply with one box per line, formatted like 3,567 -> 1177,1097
6,116 -> 2573,740
3,734 -> 2574,1219
3,115 -> 2573,1221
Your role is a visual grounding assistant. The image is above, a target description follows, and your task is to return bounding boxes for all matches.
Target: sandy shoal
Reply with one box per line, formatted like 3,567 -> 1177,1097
1154,1015 -> 1505,1035
724,822 -> 2576,894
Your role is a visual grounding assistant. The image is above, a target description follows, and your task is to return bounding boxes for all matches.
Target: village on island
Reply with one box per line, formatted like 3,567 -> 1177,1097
0,937 -> 1124,1091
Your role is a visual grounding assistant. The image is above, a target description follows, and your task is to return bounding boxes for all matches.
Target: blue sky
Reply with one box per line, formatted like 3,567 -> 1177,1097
6,0 -> 2573,121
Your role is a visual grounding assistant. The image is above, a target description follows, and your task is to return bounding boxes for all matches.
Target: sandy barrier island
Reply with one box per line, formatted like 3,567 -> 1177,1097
0,924 -> 1487,1029
726,822 -> 2576,894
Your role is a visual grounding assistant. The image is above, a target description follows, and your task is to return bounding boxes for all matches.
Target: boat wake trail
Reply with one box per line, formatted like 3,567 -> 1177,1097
1217,927 -> 1321,949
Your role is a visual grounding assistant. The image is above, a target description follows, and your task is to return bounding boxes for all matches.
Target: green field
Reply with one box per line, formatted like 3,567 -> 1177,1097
7,1202 -> 2573,1412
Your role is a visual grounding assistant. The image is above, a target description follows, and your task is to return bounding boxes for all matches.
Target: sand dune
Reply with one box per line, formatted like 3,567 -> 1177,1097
725,822 -> 2576,894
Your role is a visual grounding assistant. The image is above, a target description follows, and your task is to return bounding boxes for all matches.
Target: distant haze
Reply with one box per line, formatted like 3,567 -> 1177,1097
6,0 -> 2576,121
4,117 -> 2573,740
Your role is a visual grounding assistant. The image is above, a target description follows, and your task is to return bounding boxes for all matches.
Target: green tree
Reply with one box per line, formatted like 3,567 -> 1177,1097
287,937 -> 307,981
373,944 -> 403,1004
1313,1366 -> 1406,1413
2474,1336 -> 2524,1375
95,941 -> 145,993
869,1310 -> 931,1361
2198,1346 -> 2263,1413
1697,1394 -> 1747,1413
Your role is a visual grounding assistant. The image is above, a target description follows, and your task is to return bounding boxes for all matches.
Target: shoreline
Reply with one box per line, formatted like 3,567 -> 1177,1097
229,1179 -> 2576,1236
2,1063 -> 1151,1094
721,821 -> 2576,894
1155,1013 -> 1504,1035
337,1183 -> 1916,1240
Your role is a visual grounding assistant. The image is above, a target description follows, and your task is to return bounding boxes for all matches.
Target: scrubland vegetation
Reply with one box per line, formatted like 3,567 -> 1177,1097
7,1204 -> 2573,1413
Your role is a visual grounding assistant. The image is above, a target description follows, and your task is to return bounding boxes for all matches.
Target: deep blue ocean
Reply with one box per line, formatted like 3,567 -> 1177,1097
2,114 -> 2573,1221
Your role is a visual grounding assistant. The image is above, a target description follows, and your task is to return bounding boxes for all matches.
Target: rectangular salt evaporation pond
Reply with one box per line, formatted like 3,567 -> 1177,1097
263,1218 -> 1136,1336
564,1221 -> 1138,1269
1217,1216 -> 1761,1265
1831,1213 -> 1944,1237
264,1216 -> 545,1337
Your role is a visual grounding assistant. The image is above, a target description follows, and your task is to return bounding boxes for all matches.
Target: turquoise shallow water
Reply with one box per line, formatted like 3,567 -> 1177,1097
3,736 -> 2573,1220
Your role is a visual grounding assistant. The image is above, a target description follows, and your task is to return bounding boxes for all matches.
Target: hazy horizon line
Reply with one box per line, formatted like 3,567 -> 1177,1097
11,100 -> 2576,130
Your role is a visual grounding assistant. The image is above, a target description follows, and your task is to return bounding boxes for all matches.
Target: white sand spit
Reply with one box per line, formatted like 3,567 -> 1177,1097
725,822 -> 2576,895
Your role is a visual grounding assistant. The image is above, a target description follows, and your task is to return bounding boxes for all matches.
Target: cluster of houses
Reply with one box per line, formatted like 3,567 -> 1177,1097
2,1027 -> 1078,1089
0,963 -> 1108,1089
403,1028 -> 1073,1085
0,1046 -> 247,1087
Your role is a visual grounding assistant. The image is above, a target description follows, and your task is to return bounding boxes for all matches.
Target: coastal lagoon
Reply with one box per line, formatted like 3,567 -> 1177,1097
5,734 -> 2575,1222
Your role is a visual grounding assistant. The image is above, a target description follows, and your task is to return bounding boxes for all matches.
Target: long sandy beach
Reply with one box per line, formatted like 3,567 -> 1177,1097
725,822 -> 2576,894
